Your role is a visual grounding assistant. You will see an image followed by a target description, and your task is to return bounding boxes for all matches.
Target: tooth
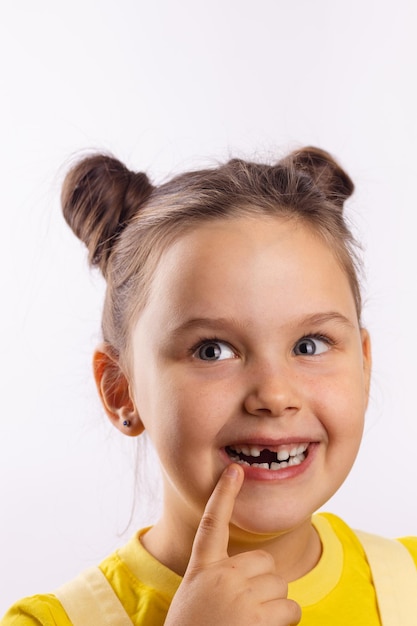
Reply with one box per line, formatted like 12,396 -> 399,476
277,449 -> 290,461
233,446 -> 242,454
278,461 -> 288,468
241,446 -> 250,456
251,462 -> 269,469
239,460 -> 250,466
289,456 -> 301,466
297,444 -> 308,454
250,446 -> 261,457
270,462 -> 281,470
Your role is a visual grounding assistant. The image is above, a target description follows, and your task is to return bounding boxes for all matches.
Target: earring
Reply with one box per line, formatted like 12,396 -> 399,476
122,419 -> 131,428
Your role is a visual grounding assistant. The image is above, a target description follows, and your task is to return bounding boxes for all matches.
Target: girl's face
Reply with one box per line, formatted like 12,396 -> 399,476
129,216 -> 371,539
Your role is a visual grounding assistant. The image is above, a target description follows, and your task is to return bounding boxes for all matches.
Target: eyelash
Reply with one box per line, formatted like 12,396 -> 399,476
190,333 -> 335,356
294,333 -> 335,355
296,332 -> 334,346
189,336 -> 233,356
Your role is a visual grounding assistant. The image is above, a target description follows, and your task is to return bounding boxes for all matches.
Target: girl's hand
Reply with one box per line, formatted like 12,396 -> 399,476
164,464 -> 301,626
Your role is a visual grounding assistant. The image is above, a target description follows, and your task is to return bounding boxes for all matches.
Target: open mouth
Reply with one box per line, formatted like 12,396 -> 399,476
225,443 -> 309,470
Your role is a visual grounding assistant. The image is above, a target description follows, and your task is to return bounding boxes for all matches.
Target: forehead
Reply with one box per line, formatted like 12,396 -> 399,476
140,216 -> 357,326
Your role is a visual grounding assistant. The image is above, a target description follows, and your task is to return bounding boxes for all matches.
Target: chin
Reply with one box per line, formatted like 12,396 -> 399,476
230,507 -> 312,540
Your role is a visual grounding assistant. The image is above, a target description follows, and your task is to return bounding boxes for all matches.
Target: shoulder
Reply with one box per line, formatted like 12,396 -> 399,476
316,512 -> 417,565
2,529 -> 181,626
313,511 -> 364,549
0,551 -> 125,626
1,594 -> 72,626
398,537 -> 417,567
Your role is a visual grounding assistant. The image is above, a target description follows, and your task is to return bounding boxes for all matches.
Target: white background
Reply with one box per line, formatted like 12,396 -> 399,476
1,0 -> 417,614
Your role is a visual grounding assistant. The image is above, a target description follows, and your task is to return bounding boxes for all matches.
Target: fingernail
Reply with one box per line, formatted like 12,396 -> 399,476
225,464 -> 240,479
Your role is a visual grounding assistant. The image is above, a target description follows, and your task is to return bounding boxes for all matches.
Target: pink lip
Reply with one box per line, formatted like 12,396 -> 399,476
220,441 -> 318,482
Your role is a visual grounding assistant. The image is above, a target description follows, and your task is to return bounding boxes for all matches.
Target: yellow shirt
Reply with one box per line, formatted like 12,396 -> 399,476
2,513 -> 417,625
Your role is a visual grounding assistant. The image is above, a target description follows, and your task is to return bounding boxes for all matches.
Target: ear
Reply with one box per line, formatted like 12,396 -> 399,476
93,343 -> 144,437
360,328 -> 372,405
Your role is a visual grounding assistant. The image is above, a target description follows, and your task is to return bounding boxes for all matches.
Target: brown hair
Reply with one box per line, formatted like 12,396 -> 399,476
61,146 -> 360,367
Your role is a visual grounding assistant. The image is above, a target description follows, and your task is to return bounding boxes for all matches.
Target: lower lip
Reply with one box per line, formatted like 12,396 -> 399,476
222,444 -> 317,482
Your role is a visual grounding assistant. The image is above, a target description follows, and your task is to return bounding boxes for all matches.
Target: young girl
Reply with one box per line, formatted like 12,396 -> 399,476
2,146 -> 417,625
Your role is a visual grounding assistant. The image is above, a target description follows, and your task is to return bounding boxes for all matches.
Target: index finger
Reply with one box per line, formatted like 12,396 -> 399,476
189,463 -> 244,568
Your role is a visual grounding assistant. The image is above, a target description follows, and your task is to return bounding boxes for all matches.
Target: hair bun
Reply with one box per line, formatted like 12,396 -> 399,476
61,154 -> 153,276
286,146 -> 354,208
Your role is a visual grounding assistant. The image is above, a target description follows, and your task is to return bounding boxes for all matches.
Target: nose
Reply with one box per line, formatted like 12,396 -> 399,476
243,361 -> 301,418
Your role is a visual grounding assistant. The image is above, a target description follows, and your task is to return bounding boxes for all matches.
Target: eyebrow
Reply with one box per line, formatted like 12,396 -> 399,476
296,312 -> 355,329
168,311 -> 355,337
168,317 -> 246,337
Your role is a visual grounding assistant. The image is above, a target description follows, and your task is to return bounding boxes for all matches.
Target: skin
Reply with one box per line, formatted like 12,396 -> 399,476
94,215 -> 371,625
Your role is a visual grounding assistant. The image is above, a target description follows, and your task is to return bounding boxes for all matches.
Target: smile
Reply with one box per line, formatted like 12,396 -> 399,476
225,443 -> 309,470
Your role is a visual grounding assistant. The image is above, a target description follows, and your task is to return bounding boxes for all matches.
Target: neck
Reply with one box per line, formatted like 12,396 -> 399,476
141,512 -> 322,582
227,518 -> 322,581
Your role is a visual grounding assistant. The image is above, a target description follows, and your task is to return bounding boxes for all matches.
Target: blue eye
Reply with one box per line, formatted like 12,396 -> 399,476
195,341 -> 236,361
294,336 -> 330,356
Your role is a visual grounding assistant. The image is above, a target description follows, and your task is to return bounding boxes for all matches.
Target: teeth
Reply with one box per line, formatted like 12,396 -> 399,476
230,451 -> 307,471
233,445 -> 263,457
230,443 -> 308,456
227,443 -> 309,471
289,444 -> 308,457
277,449 -> 290,461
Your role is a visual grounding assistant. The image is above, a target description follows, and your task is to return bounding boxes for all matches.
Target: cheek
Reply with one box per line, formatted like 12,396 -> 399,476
137,373 -> 230,450
173,368 -> 239,411
170,380 -> 232,438
309,372 -> 366,433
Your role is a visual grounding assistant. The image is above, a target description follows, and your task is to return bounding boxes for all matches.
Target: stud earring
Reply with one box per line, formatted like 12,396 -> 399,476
122,419 -> 131,428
